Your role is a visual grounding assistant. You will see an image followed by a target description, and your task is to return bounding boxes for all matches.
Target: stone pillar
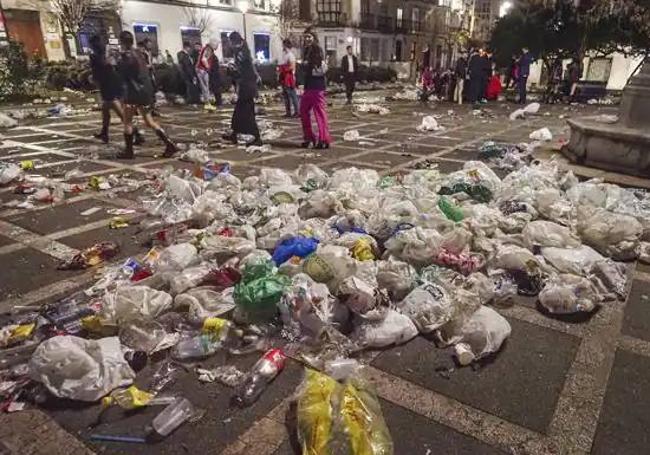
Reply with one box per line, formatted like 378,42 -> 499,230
618,56 -> 650,129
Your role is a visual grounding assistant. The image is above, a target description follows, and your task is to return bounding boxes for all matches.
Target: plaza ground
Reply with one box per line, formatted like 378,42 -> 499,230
1,93 -> 649,455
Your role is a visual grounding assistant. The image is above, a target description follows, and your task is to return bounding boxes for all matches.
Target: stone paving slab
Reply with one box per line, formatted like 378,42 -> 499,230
621,279 -> 650,342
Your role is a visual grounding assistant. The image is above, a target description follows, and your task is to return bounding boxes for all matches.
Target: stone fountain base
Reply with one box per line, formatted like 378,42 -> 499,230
561,116 -> 650,177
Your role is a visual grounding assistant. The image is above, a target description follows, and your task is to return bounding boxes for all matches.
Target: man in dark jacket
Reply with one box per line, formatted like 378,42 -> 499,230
467,48 -> 483,106
453,52 -> 467,104
517,46 -> 532,103
341,46 -> 359,105
177,41 -> 200,104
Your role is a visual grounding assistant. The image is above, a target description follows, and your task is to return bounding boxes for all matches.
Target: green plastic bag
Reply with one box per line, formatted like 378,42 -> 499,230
234,259 -> 290,321
437,196 -> 464,222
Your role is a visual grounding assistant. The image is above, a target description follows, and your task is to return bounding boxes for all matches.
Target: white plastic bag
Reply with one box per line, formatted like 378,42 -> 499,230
352,309 -> 418,348
541,245 -> 604,275
0,162 -> 21,185
169,264 -> 212,295
452,306 -> 511,365
156,243 -> 198,271
523,102 -> 540,115
177,287 -> 235,324
492,244 -> 541,272
529,127 -> 552,142
509,108 -> 525,120
376,257 -> 418,301
103,285 -> 173,323
343,130 -> 361,141
522,220 -> 580,249
416,116 -> 442,132
398,283 -> 453,333
539,274 -> 601,314
577,205 -> 642,260
166,175 -> 203,203
0,113 -> 18,128
29,336 -> 135,402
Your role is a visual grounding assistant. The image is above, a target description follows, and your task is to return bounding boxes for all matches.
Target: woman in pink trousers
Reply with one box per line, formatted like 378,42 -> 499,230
299,28 -> 331,149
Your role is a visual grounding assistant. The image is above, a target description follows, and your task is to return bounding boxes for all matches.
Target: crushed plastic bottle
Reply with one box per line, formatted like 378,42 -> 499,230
233,348 -> 286,407
149,397 -> 196,438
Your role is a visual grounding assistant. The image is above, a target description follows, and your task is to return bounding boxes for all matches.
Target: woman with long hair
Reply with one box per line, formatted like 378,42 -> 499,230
299,28 -> 331,149
117,31 -> 177,159
222,31 -> 262,146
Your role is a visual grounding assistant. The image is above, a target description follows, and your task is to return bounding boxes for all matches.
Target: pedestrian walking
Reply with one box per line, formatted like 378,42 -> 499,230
177,41 -> 200,104
467,48 -> 483,106
278,39 -> 299,117
117,31 -> 177,159
517,47 -> 532,104
89,35 -> 125,144
341,45 -> 359,105
504,54 -> 518,89
139,38 -> 161,116
196,42 -> 215,103
453,52 -> 467,105
566,57 -> 582,102
222,31 -> 262,146
299,28 -> 331,149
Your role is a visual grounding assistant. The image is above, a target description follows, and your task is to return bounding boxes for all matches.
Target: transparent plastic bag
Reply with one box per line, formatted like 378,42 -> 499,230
451,306 -> 511,365
398,283 -> 453,333
539,274 -> 601,314
352,309 -> 418,348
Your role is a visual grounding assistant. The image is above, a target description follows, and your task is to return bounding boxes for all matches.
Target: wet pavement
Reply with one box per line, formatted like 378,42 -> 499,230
1,91 -> 649,454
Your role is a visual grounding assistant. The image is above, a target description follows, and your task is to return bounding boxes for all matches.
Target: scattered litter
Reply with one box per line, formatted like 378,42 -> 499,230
356,104 -> 390,115
529,127 -> 553,141
416,116 -> 444,132
80,207 -> 102,216
0,113 -> 18,128
343,130 -> 361,141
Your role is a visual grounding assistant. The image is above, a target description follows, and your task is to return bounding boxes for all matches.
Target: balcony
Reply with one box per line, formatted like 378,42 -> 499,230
377,15 -> 394,33
360,13 -> 376,29
317,11 -> 345,27
395,19 -> 422,33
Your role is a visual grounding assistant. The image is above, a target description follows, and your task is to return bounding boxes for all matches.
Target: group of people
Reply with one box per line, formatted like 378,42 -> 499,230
177,40 -> 223,106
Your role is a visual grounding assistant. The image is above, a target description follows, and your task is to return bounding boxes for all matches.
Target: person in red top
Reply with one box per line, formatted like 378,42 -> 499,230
486,63 -> 502,100
278,39 -> 299,117
419,66 -> 435,102
196,43 -> 215,103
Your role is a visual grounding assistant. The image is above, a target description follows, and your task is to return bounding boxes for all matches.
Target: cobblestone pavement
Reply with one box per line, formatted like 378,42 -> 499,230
1,93 -> 649,455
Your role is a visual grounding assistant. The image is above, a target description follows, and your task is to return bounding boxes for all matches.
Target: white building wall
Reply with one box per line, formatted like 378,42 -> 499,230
121,0 -> 282,62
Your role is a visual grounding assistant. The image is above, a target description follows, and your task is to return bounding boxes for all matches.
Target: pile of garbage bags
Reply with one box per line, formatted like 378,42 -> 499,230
1,155 -> 646,451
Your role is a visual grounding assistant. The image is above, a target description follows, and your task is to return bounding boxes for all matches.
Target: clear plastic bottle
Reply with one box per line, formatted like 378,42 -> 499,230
233,349 -> 287,407
171,334 -> 220,360
149,397 -> 195,437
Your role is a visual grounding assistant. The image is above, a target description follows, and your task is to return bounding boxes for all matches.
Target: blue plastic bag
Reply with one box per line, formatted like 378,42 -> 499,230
272,236 -> 319,265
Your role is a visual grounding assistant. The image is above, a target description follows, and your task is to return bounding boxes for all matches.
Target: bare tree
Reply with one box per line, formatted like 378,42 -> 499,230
183,7 -> 214,36
271,0 -> 303,42
49,0 -> 116,57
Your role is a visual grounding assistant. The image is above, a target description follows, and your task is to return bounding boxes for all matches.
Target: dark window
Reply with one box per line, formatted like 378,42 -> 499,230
221,31 -> 233,59
180,27 -> 201,48
395,40 -> 402,61
253,33 -> 270,61
133,23 -> 159,56
317,0 -> 341,23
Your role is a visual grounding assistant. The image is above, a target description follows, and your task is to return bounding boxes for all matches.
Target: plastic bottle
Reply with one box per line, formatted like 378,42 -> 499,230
453,306 -> 511,366
171,333 -> 221,360
149,397 -> 195,437
233,348 -> 287,407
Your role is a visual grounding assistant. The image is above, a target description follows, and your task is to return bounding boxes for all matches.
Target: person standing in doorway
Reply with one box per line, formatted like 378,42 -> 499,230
222,32 -> 262,146
299,28 -> 331,149
117,31 -> 177,159
278,39 -> 299,117
177,41 -> 200,104
453,52 -> 467,105
341,45 -> 359,105
517,46 -> 532,104
89,35 -> 125,144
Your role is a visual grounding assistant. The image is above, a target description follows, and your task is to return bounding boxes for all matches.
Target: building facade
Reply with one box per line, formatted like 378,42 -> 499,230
471,0 -> 499,45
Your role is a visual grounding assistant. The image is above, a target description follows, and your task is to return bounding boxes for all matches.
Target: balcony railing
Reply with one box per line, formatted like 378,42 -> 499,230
317,11 -> 345,26
377,15 -> 394,33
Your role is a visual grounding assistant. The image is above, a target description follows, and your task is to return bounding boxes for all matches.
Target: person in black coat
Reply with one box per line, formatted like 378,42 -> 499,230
117,31 -> 177,159
453,52 -> 468,104
89,35 -> 124,143
467,48 -> 483,106
207,41 -> 223,106
222,31 -> 262,146
341,45 -> 359,105
177,41 -> 200,104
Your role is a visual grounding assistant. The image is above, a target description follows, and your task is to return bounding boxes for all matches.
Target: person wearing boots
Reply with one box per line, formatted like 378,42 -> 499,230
222,32 -> 262,147
299,28 -> 331,149
117,31 -> 177,159
89,35 -> 136,144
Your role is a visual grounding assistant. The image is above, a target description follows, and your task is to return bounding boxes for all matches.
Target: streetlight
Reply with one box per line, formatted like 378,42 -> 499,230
499,1 -> 512,18
237,0 -> 249,47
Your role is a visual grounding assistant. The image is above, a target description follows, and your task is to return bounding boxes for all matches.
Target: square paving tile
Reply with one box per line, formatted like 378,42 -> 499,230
253,153 -> 328,170
621,279 -> 650,342
37,160 -> 116,178
5,152 -> 68,165
6,134 -> 62,143
0,247 -> 84,300
592,349 -> 650,455
353,151 -> 416,167
6,199 -> 119,235
58,224 -> 148,261
0,233 -> 15,247
372,318 -> 580,433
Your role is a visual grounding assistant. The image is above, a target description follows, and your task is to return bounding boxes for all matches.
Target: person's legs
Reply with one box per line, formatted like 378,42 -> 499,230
288,88 -> 299,116
311,90 -> 331,146
198,70 -> 210,102
282,86 -> 291,116
94,101 -> 111,143
139,107 -> 177,157
457,79 -> 464,105
519,76 -> 528,104
300,90 -> 316,146
118,105 -> 135,159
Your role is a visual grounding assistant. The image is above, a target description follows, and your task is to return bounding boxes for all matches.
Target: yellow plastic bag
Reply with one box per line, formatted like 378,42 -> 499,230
297,369 -> 393,455
102,385 -> 154,409
351,238 -> 376,261
297,369 -> 338,455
